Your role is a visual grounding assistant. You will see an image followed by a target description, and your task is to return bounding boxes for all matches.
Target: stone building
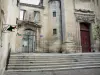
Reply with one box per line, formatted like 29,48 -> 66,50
14,0 -> 100,53
0,0 -> 100,58
0,0 -> 100,75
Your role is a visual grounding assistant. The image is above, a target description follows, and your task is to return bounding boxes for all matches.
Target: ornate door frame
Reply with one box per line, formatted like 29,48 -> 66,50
75,9 -> 95,52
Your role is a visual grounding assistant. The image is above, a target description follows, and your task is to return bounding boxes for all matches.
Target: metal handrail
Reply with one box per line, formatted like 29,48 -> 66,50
5,48 -> 11,70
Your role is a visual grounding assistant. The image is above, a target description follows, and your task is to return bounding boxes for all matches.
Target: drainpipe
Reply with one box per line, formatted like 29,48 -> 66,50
59,0 -> 66,44
59,0 -> 63,44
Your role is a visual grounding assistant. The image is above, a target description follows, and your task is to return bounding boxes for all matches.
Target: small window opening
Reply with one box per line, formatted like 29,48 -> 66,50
34,11 -> 40,22
19,10 -> 25,20
17,0 -> 19,6
53,12 -> 56,17
53,29 -> 57,35
97,0 -> 99,6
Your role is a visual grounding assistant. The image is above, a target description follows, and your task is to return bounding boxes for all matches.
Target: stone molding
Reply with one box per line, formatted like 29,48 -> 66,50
75,13 -> 95,23
74,9 -> 95,23
96,18 -> 100,24
20,3 -> 44,9
17,20 -> 42,28
75,9 -> 94,14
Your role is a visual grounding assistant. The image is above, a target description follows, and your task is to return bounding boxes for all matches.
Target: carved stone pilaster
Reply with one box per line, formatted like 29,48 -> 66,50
96,18 -> 100,24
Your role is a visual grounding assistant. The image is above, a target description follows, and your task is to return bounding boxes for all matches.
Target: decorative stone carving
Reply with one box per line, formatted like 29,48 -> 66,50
75,9 -> 94,13
20,3 -> 44,9
75,13 -> 95,23
75,9 -> 95,23
96,18 -> 100,24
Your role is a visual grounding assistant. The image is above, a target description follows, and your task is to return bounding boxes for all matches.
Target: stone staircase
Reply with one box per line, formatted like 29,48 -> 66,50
4,53 -> 100,75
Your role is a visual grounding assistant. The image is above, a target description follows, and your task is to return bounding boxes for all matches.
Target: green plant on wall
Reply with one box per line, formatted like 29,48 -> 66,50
94,24 -> 100,40
94,23 -> 100,51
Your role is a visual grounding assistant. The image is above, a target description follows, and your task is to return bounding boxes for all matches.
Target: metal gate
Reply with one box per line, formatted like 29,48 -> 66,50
22,30 -> 36,53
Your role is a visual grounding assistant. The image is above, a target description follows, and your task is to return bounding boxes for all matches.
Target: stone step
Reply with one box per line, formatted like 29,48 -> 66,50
10,56 -> 100,59
7,63 -> 100,69
9,56 -> 100,59
7,64 -> 100,70
4,68 -> 100,75
8,59 -> 100,63
9,61 -> 100,64
8,60 -> 78,64
8,59 -> 100,64
9,57 -> 100,61
6,65 -> 100,72
7,61 -> 100,66
9,58 -> 100,61
9,57 -> 100,59
10,55 -> 100,58
9,57 -> 74,59
10,53 -> 100,55
9,58 -> 76,61
4,53 -> 100,75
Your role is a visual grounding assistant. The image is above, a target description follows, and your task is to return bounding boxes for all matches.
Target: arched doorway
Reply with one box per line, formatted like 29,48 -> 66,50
80,22 -> 91,52
22,29 -> 36,53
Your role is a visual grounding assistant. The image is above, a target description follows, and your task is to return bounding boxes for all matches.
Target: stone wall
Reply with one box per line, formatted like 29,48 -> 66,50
15,0 -> 100,53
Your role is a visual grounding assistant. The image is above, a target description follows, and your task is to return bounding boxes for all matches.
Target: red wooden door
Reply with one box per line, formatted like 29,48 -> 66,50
80,23 -> 91,52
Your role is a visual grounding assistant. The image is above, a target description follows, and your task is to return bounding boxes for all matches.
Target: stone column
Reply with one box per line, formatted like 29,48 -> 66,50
76,22 -> 82,52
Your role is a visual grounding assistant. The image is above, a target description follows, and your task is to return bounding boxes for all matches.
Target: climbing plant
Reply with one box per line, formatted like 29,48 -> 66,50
94,24 -> 100,51
94,24 -> 100,40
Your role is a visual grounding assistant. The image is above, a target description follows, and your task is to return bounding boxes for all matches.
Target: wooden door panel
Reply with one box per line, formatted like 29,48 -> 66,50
81,31 -> 91,52
80,22 -> 91,52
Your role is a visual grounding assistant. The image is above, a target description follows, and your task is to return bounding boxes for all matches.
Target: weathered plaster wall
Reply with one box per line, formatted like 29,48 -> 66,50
17,5 -> 43,52
0,0 -> 20,75
0,0 -> 10,74
62,0 -> 77,53
75,0 -> 93,10
7,0 -> 20,53
45,1 -> 61,52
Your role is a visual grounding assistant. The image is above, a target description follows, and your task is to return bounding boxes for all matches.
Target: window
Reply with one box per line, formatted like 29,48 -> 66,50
17,0 -> 19,6
53,12 -> 56,17
80,0 -> 90,2
97,0 -> 99,6
16,18 -> 18,24
53,29 -> 57,35
92,0 -> 95,3
34,11 -> 40,23
19,10 -> 25,20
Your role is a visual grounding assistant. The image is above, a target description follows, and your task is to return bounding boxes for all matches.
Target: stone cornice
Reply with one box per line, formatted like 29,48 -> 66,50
74,13 -> 95,23
75,9 -> 94,14
17,20 -> 42,28
20,3 -> 44,9
48,0 -> 60,2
